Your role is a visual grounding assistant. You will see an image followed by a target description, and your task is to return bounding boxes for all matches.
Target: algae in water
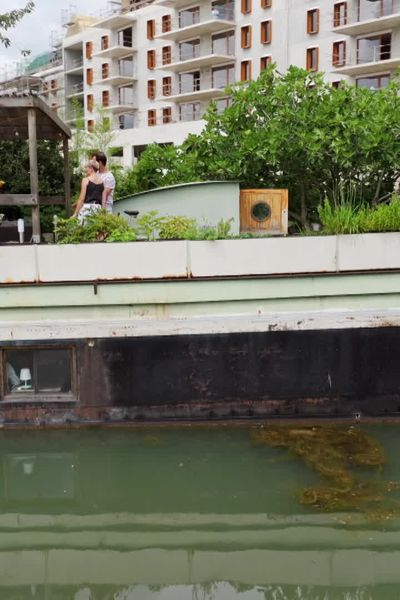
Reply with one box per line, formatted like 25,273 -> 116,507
251,425 -> 399,513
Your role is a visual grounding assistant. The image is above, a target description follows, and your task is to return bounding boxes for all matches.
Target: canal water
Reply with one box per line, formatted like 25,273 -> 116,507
1,424 -> 400,599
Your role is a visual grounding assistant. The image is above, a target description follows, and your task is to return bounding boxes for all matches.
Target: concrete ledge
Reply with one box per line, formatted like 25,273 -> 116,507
1,233 -> 400,284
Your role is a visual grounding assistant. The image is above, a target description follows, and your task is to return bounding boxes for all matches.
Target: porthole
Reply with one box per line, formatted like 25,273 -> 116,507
251,202 -> 271,222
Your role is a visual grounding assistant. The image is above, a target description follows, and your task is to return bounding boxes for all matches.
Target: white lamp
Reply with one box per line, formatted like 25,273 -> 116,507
19,368 -> 32,389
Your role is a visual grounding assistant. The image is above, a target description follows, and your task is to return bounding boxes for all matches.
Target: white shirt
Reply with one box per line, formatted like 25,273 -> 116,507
100,171 -> 116,211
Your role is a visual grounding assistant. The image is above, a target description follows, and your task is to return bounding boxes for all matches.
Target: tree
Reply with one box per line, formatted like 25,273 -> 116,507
128,66 -> 400,227
0,2 -> 35,50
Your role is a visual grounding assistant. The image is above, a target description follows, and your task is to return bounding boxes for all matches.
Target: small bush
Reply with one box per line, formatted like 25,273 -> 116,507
135,210 -> 165,241
317,196 -> 400,235
358,197 -> 400,233
56,210 -> 136,244
158,215 -> 195,240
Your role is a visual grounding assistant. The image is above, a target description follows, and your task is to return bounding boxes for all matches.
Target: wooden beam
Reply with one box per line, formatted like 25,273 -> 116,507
63,136 -> 72,216
0,194 -> 38,206
27,108 -> 41,243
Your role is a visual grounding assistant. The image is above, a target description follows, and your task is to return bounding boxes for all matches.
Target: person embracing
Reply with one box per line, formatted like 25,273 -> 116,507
93,151 -> 116,214
73,159 -> 106,221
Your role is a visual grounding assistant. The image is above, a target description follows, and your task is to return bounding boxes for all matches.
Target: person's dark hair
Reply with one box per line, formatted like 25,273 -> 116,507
94,151 -> 107,166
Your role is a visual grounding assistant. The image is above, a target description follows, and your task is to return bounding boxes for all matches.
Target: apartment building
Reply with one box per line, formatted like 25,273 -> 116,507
1,0 -> 399,166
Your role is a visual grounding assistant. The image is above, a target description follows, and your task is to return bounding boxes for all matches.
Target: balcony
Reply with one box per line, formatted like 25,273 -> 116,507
166,76 -> 228,102
94,42 -> 136,59
92,12 -> 135,30
66,82 -> 84,97
65,57 -> 84,75
333,0 -> 400,35
106,96 -> 137,113
333,43 -> 400,76
156,10 -> 235,42
157,49 -> 235,72
95,66 -> 137,87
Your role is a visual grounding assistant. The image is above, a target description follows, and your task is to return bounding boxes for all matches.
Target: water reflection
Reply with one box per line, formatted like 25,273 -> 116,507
0,427 -> 398,599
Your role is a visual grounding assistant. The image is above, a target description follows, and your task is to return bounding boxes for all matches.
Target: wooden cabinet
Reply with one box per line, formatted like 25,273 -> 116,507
240,189 -> 288,235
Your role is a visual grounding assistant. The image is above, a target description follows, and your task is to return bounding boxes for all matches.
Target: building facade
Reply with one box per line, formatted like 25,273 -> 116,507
1,0 -> 399,167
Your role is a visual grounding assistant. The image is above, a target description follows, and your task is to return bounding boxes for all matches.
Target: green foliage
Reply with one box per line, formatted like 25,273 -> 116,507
55,210 -> 136,244
135,210 -> 165,241
0,2 -> 34,49
124,66 -> 400,228
318,199 -> 361,235
318,196 -> 400,235
158,215 -> 196,240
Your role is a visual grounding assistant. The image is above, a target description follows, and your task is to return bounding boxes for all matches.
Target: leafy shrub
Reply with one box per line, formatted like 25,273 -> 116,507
56,210 -> 136,244
158,215 -> 196,240
134,210 -> 165,241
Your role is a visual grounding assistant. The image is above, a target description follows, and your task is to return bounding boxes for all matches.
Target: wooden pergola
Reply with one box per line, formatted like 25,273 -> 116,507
0,93 -> 72,243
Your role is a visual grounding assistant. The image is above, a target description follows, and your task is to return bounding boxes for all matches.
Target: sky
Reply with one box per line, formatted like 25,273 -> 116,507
0,0 -> 103,76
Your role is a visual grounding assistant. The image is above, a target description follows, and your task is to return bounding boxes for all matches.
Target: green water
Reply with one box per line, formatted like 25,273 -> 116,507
1,425 -> 400,599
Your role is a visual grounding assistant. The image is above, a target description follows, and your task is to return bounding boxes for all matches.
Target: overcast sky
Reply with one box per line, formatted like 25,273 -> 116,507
0,0 -> 105,76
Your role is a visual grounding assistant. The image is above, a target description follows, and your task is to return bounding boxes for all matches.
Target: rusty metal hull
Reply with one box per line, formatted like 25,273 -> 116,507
1,327 -> 400,425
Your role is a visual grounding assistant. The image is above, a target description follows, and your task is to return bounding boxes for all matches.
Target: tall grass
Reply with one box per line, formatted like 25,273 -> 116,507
318,196 -> 400,235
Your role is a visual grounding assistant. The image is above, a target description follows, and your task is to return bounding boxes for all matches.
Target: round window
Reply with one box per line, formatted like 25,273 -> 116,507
251,202 -> 271,222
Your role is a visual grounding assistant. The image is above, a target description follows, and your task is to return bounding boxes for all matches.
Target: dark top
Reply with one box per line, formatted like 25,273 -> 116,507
84,180 -> 104,205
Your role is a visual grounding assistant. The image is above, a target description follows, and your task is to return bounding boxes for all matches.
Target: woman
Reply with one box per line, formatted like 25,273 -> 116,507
73,159 -> 107,221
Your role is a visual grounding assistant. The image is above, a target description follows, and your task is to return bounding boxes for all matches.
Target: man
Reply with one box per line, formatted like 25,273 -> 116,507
93,151 -> 116,214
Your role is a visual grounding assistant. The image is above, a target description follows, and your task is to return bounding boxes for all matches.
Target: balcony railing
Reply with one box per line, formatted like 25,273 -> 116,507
71,82 -> 84,94
162,6 -> 235,33
357,0 -> 393,21
357,43 -> 391,64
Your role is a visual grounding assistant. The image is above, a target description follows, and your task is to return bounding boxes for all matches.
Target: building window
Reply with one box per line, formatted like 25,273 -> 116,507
3,348 -> 73,398
215,97 -> 231,113
260,55 -> 272,70
260,20 -> 272,44
212,30 -> 234,55
333,2 -> 347,26
179,71 -> 200,93
179,102 -> 201,121
180,39 -> 200,61
86,68 -> 93,85
357,33 -> 391,64
162,14 -> 172,32
102,90 -> 110,107
163,107 -> 172,124
358,0 -> 390,22
261,0 -> 272,7
356,74 -> 390,89
87,94 -> 94,111
102,63 -> 109,79
147,79 -> 156,100
147,19 -> 155,40
148,109 -> 157,126
119,113 -> 135,129
332,40 -> 346,66
119,56 -> 134,77
147,49 -> 156,69
241,25 -> 252,48
212,63 -> 235,88
179,6 -> 200,27
85,41 -> 93,59
240,60 -> 251,81
307,9 -> 319,34
162,76 -> 172,96
101,35 -> 109,50
87,119 -> 94,132
306,47 -> 319,71
212,0 -> 234,20
241,0 -> 251,14
50,79 -> 57,91
332,80 -> 342,88
162,45 -> 172,65
118,27 -> 133,48
119,85 -> 134,106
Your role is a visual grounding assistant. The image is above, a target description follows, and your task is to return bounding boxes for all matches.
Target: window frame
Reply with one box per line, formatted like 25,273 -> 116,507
1,346 -> 76,402
260,55 -> 272,71
162,76 -> 172,96
148,109 -> 157,126
260,20 -> 272,44
241,0 -> 252,14
240,59 -> 252,81
307,8 -> 320,34
333,2 -> 347,27
162,106 -> 172,124
306,46 -> 319,71
241,25 -> 252,49
147,79 -> 156,100
332,40 -> 346,66
147,49 -> 156,69
147,19 -> 156,40
261,0 -> 272,7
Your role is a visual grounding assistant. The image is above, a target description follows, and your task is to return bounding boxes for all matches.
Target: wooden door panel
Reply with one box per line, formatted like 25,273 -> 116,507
240,189 -> 288,234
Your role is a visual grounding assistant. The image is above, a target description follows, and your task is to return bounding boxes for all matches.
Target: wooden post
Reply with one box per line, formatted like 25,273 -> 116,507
63,135 -> 71,217
27,108 -> 41,243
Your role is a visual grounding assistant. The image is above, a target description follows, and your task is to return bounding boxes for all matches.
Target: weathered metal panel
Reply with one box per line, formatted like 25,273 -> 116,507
0,246 -> 37,284
338,232 -> 400,271
37,242 -> 188,282
189,237 -> 337,277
